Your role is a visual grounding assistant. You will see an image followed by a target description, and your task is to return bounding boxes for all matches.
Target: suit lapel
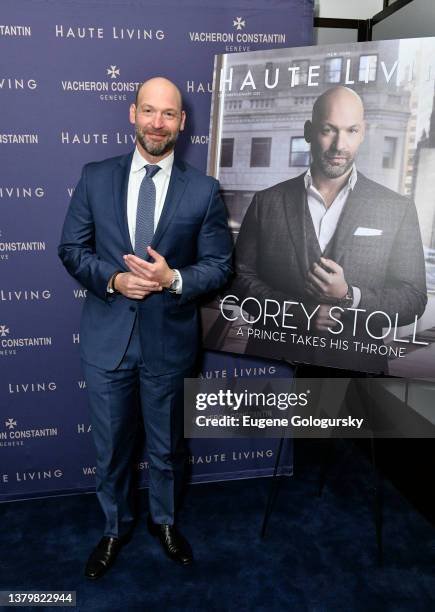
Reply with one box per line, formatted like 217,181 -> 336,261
150,159 -> 188,254
282,174 -> 309,276
112,151 -> 134,253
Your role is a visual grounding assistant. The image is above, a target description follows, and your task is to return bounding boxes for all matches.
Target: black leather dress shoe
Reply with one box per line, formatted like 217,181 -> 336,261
147,516 -> 193,566
85,536 -> 127,580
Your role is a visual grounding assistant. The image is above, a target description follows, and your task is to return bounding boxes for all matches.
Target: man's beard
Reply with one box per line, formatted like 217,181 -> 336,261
317,150 -> 354,179
136,126 -> 178,157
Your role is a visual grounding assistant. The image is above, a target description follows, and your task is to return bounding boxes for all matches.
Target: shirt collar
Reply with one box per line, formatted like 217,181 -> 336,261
131,147 -> 174,175
304,163 -> 357,192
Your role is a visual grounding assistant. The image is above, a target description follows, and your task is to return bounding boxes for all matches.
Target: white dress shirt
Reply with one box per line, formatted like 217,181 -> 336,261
304,164 -> 360,307
127,147 -> 173,242
127,147 -> 181,292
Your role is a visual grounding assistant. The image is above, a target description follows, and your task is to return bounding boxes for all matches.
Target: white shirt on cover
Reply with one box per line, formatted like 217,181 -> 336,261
304,164 -> 360,307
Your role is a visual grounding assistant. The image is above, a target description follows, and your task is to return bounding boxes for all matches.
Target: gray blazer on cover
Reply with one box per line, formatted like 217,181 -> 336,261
232,171 -> 427,372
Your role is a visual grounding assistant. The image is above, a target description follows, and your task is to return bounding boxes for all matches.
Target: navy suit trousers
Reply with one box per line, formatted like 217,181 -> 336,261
82,316 -> 190,537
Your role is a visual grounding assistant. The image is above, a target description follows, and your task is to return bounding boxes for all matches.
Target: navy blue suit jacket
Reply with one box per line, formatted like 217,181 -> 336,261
59,151 -> 232,374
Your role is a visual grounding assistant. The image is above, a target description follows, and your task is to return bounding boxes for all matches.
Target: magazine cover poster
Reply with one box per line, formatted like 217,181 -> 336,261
202,38 -> 435,377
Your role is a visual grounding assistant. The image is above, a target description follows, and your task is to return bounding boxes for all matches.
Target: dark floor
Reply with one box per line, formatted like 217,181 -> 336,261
1,440 -> 435,612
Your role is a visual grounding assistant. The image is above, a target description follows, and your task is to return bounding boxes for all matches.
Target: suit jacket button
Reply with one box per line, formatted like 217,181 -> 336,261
129,306 -> 135,312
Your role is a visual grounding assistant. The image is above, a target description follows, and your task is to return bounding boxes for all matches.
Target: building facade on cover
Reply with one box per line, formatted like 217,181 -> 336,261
216,41 -> 410,235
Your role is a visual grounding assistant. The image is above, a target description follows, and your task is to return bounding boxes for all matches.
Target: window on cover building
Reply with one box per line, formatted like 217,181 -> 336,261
382,136 -> 397,169
291,59 -> 310,85
220,138 -> 234,167
289,137 -> 310,167
358,55 -> 377,82
325,57 -> 342,83
250,137 -> 272,167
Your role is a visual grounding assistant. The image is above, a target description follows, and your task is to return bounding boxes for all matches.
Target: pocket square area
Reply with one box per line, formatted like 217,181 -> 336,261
354,227 -> 383,236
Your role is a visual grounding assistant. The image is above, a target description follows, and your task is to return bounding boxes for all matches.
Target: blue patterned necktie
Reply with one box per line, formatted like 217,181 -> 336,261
134,164 -> 161,259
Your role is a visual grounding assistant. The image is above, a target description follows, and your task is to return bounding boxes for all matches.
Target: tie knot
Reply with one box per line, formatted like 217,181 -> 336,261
145,164 -> 161,178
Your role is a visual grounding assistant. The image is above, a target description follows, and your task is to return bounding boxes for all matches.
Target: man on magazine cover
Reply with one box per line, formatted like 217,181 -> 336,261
231,86 -> 427,373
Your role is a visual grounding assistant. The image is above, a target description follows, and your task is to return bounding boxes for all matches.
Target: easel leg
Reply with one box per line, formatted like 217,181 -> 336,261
370,436 -> 384,566
260,436 -> 285,538
260,366 -> 299,538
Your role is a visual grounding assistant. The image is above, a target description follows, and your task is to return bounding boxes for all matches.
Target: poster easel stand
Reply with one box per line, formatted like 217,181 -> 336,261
260,369 -> 385,566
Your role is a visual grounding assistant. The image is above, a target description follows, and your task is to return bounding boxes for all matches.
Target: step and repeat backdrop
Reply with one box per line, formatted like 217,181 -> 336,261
0,0 -> 313,501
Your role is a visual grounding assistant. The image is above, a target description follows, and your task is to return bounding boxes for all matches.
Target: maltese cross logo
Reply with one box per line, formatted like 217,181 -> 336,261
233,17 -> 246,31
0,325 -> 10,337
5,418 -> 17,430
106,65 -> 120,79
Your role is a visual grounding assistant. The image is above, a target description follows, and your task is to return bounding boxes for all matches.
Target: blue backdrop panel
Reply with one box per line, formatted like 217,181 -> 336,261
0,0 -> 313,501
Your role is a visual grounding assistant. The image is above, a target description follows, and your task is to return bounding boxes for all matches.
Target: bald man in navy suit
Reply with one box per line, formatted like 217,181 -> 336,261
59,77 -> 232,578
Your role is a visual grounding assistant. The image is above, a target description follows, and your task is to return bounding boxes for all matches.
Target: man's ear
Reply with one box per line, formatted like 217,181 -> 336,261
180,110 -> 186,132
129,104 -> 136,126
304,120 -> 312,143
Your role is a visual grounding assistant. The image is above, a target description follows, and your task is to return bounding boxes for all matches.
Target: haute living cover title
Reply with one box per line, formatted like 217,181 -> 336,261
215,56 -> 434,92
